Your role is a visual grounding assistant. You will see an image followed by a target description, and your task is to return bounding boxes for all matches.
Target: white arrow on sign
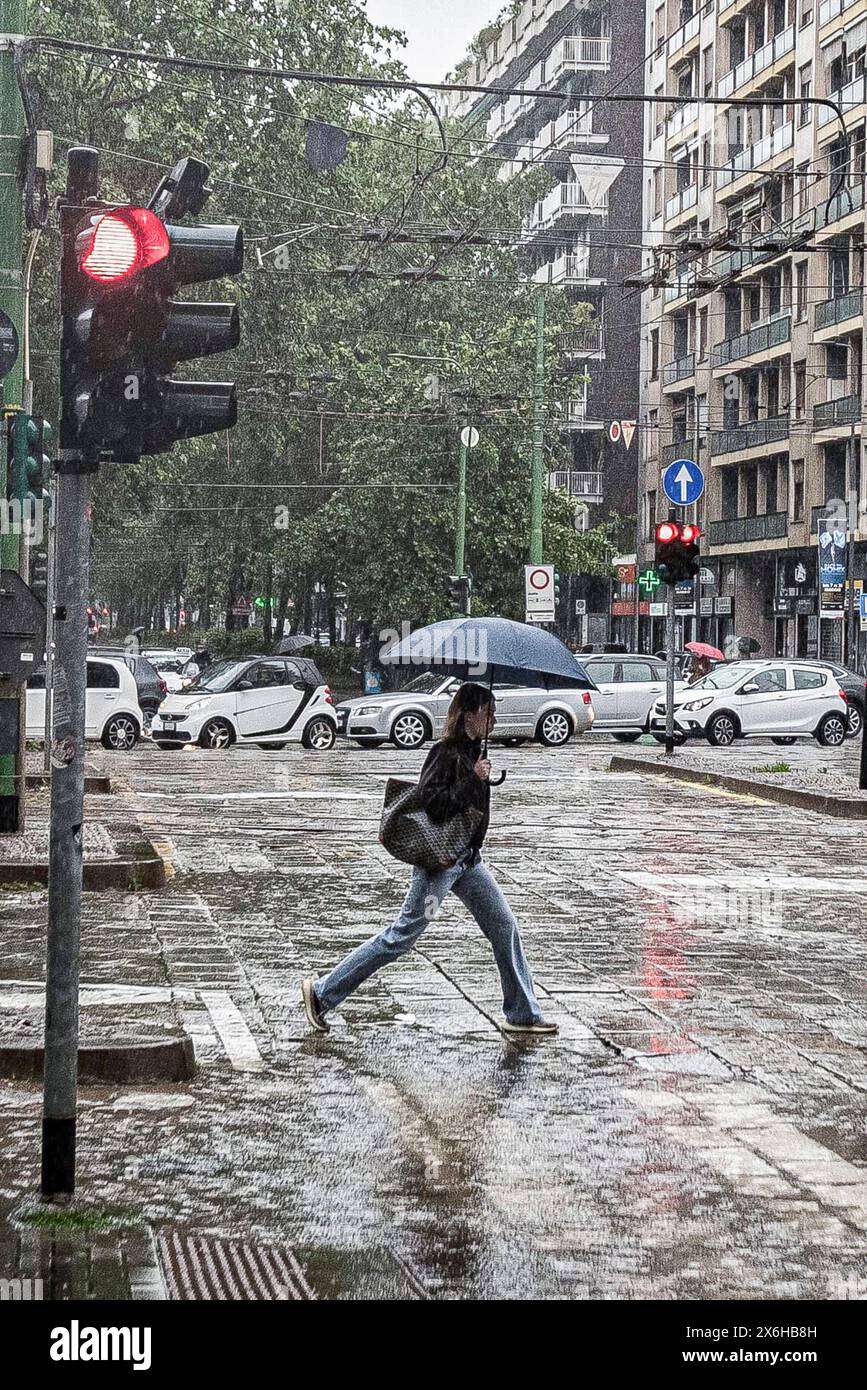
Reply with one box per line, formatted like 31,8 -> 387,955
674,463 -> 694,503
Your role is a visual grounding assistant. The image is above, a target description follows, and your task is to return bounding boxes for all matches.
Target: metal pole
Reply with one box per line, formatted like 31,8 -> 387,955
665,582 -> 676,756
846,471 -> 857,667
530,289 -> 545,566
455,428 -> 468,578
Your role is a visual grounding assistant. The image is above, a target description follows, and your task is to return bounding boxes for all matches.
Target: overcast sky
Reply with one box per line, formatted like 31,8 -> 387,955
364,0 -> 499,81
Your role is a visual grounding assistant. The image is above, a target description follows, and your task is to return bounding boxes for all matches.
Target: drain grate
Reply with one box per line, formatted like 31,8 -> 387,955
157,1230 -> 315,1300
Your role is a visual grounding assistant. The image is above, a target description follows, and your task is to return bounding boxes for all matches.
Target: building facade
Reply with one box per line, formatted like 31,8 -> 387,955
440,0 -> 646,578
639,0 -> 867,666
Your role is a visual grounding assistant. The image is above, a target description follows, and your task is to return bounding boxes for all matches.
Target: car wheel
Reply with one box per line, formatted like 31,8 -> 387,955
198,718 -> 233,750
390,712 -> 430,749
302,718 -> 336,750
612,732 -> 641,743
537,711 -> 572,747
257,742 -> 288,750
706,713 -> 737,747
846,702 -> 863,738
817,713 -> 847,748
101,714 -> 140,751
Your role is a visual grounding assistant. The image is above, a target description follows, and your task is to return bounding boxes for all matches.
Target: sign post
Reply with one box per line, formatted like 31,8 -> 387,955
525,564 -> 555,624
660,460 -> 705,756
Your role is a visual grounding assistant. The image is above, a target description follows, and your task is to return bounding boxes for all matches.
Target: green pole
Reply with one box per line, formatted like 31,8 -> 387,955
530,288 -> 545,565
455,430 -> 468,577
0,1 -> 27,831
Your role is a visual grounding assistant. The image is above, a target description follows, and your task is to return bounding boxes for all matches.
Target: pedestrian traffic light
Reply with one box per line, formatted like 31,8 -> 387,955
655,520 -> 702,585
60,153 -> 243,461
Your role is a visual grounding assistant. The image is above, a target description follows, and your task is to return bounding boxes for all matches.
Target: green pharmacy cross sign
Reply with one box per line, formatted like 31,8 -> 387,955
638,568 -> 661,596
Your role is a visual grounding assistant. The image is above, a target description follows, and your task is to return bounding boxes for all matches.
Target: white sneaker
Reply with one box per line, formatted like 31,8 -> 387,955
301,978 -> 329,1033
501,1019 -> 558,1036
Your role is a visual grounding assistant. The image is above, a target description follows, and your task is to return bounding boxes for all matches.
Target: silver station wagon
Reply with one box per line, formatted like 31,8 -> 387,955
336,671 -> 594,749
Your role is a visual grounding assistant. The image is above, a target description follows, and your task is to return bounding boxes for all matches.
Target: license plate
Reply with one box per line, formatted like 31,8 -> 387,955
162,720 -> 176,731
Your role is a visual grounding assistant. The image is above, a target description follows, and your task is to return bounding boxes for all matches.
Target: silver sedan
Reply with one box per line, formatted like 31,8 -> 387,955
336,672 -> 594,749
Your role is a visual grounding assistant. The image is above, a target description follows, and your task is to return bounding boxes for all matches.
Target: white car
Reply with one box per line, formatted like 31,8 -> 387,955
26,655 -> 145,750
650,660 -> 849,747
151,656 -> 338,750
580,654 -> 686,741
142,651 -> 186,692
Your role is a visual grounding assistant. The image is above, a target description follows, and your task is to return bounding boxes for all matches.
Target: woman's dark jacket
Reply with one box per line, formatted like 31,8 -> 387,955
417,734 -> 490,853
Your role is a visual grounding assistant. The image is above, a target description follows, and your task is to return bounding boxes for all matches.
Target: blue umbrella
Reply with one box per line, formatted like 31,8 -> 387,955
380,617 -> 596,783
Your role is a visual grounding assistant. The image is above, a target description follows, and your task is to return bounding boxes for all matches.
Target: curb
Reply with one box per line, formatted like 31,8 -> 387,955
609,755 -> 867,820
25,773 -> 112,794
0,1036 -> 196,1084
0,824 -> 168,890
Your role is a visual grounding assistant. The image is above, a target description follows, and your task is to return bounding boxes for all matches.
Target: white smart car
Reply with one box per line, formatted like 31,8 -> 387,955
151,656 -> 338,751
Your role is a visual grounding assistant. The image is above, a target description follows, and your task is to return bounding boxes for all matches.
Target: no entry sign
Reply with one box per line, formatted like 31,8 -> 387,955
525,564 -> 555,623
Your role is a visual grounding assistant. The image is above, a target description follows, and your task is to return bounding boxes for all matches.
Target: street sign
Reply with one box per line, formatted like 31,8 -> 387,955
460,426 -> 479,449
574,598 -> 587,615
715,596 -> 732,616
700,566 -> 715,585
0,570 -> 46,684
621,420 -> 636,450
0,309 -> 19,381
662,457 -> 704,507
524,564 -> 555,623
608,421 -> 622,444
649,601 -> 667,617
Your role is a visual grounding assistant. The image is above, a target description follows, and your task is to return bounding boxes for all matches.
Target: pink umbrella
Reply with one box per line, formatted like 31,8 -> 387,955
685,641 -> 724,661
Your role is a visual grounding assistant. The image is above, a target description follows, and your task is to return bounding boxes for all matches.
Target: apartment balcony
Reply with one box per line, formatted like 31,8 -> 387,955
815,288 -> 863,335
717,121 -> 794,190
561,397 -> 602,432
711,415 -> 790,457
667,11 -> 701,63
665,100 -> 699,144
718,25 -> 794,100
818,73 -> 867,134
662,352 -> 696,388
548,35 -> 611,82
815,178 -> 865,234
559,325 -> 605,358
708,512 -> 789,546
662,439 -> 703,467
528,181 -> 607,233
819,0 -> 862,30
665,182 -> 698,222
710,209 -> 815,281
712,312 -> 791,370
813,394 -> 862,434
514,106 -> 603,165
550,469 -> 603,502
534,249 -> 593,286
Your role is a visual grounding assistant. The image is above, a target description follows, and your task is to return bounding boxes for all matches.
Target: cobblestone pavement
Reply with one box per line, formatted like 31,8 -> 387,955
2,737 -> 867,1300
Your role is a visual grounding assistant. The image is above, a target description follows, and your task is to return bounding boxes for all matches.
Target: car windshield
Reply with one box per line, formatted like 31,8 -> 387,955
688,664 -> 759,692
400,672 -> 449,694
184,660 -> 249,693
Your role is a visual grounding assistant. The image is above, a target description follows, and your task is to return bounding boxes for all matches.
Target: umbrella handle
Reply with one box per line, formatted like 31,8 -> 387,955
489,770 -> 507,786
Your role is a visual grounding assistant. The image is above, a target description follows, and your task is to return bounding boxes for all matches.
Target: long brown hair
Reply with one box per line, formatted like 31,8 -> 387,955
442,682 -> 494,741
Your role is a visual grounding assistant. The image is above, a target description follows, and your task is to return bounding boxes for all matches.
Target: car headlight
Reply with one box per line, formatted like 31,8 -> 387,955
683,697 -> 714,712
353,705 -> 383,716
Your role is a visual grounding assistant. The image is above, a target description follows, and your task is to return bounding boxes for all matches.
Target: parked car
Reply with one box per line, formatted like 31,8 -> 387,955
650,659 -> 849,747
90,647 -> 166,732
151,656 -> 337,750
336,672 -> 594,749
26,655 -> 145,750
783,659 -> 865,738
580,654 -> 686,741
143,650 -> 187,693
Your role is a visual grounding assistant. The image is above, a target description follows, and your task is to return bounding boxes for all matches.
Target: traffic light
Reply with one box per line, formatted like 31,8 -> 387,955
60,154 -> 243,461
30,546 -> 48,602
447,574 -> 471,614
554,569 -> 562,606
655,520 -> 702,585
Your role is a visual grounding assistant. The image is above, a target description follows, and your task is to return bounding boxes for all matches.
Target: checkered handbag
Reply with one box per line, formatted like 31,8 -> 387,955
379,778 -> 483,871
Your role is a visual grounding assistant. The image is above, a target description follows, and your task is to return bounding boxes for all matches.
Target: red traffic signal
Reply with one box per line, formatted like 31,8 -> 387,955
78,208 -> 170,284
680,523 -> 702,544
656,521 -> 679,544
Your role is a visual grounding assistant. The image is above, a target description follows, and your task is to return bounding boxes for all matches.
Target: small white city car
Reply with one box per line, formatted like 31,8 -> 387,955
26,656 -> 145,751
151,656 -> 338,751
651,659 -> 849,747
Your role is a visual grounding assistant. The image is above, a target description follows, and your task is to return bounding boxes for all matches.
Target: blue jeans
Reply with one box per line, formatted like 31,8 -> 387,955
315,855 -> 544,1025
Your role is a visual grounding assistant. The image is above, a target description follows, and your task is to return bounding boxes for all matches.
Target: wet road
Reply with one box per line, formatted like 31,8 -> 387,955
3,737 -> 867,1299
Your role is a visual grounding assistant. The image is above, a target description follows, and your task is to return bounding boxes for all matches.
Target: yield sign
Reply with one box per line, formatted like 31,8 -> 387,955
621,419 -> 636,450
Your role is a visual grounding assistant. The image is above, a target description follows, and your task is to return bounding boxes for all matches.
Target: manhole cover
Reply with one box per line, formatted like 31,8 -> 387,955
157,1230 -> 315,1300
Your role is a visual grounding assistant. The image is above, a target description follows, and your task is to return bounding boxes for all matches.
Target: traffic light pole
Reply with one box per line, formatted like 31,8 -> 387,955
455,427 -> 468,579
529,289 -> 545,567
665,583 -> 677,757
0,2 -> 27,832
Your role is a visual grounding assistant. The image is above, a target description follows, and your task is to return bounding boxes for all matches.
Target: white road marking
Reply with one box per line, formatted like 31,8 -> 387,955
618,871 -> 867,895
199,990 -> 265,1071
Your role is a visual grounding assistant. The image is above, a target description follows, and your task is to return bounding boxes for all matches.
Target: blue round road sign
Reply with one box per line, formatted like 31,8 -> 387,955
662,457 -> 704,507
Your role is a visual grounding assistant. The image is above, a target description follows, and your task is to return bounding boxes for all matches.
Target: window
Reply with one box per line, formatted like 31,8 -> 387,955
646,488 -> 657,538
793,462 -> 805,520
797,161 -> 810,215
698,306 -> 709,360
827,343 -> 848,380
795,363 -> 807,417
799,64 -> 812,126
800,1 -> 813,27
794,669 -> 826,689
245,661 -> 290,689
587,661 -> 616,683
650,328 -> 660,380
87,661 -> 120,690
701,136 -> 711,187
655,4 -> 666,50
796,261 -> 808,319
620,663 -> 655,683
702,45 -> 713,99
653,165 -> 662,216
741,669 -> 787,694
